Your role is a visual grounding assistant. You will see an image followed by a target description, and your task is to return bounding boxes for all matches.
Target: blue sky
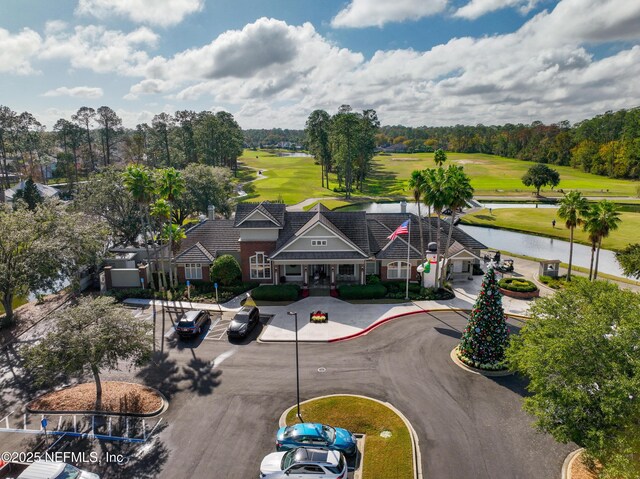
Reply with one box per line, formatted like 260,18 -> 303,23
1,0 -> 639,129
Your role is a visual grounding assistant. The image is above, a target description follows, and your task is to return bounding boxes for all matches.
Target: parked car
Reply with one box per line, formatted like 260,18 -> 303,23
176,310 -> 209,338
17,461 -> 99,479
260,447 -> 347,479
227,306 -> 260,339
276,423 -> 357,456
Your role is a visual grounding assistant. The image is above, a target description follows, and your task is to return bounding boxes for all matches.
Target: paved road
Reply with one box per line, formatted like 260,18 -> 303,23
1,309 -> 573,478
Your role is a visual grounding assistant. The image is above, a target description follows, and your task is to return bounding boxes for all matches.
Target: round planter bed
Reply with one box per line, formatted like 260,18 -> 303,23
27,381 -> 167,417
498,278 -> 540,299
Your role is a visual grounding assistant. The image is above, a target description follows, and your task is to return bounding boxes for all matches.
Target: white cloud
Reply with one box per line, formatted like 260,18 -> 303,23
40,25 -> 158,75
454,0 -> 539,20
331,0 -> 447,28
76,0 -> 204,27
43,86 -> 104,99
0,28 -> 42,74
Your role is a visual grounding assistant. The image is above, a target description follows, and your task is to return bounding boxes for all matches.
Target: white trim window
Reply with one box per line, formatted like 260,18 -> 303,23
311,240 -> 327,246
387,261 -> 410,279
250,252 -> 271,279
338,264 -> 355,279
184,263 -> 203,280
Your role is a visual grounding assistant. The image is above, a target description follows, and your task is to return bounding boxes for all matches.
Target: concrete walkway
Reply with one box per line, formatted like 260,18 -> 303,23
259,275 -> 533,342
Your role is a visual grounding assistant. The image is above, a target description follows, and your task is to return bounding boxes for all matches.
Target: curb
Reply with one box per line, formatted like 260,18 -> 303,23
327,308 -> 530,343
279,394 -> 423,479
450,347 -> 514,377
26,382 -> 169,418
561,448 -> 584,479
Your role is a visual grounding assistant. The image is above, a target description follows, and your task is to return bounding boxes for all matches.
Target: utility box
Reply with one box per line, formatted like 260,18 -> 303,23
539,260 -> 561,278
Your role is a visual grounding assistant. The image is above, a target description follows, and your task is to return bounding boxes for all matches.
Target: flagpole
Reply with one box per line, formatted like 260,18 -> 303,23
405,218 -> 411,300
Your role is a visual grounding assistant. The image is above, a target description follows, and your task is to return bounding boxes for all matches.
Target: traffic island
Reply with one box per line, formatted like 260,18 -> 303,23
451,347 -> 514,377
27,381 -> 168,417
280,394 -> 419,479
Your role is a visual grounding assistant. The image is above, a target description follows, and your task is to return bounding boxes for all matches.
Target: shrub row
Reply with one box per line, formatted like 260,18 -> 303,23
338,284 -> 387,300
498,278 -> 538,293
538,275 -> 567,290
251,284 -> 301,301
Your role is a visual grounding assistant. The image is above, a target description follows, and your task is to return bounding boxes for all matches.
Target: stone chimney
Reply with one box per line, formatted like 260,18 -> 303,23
207,205 -> 215,221
400,200 -> 407,214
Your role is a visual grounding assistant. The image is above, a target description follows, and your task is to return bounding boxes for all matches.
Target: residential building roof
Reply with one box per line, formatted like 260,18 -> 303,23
175,219 -> 239,263
234,201 -> 286,228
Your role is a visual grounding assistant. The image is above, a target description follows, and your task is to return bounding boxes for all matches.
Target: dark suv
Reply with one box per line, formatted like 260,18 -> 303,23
176,310 -> 209,338
227,306 -> 260,339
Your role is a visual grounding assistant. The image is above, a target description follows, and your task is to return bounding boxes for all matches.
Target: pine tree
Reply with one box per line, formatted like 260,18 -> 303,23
457,267 -> 509,370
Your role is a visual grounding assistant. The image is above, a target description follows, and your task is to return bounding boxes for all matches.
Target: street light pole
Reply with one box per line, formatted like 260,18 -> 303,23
287,311 -> 302,422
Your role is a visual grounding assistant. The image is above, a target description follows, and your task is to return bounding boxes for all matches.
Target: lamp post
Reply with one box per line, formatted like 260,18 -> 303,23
287,311 -> 303,422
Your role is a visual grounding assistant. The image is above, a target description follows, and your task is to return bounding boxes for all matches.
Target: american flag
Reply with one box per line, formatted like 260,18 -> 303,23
387,220 -> 409,240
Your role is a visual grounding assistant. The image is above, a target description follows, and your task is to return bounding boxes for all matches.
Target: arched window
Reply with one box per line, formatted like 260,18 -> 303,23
250,252 -> 271,279
387,261 -> 410,279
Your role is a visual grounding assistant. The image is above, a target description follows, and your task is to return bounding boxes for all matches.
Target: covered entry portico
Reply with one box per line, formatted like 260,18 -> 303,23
272,259 -> 367,287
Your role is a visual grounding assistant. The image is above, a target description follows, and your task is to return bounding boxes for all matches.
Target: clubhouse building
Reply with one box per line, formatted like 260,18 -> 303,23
174,202 -> 487,290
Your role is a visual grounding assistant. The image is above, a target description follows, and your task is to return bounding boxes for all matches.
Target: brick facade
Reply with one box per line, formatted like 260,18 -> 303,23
381,262 -> 417,282
239,241 -> 276,283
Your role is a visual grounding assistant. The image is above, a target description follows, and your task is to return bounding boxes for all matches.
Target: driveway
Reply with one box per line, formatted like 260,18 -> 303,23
0,310 -> 572,478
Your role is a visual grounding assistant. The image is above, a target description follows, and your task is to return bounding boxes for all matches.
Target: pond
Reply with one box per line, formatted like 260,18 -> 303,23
458,224 -> 628,279
338,201 -> 556,215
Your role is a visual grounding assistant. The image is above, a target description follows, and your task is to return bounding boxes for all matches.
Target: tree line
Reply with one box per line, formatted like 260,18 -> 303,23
305,105 -> 380,199
0,105 -> 244,190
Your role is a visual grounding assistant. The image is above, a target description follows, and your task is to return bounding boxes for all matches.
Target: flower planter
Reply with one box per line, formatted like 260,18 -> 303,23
498,287 -> 539,299
310,311 -> 329,323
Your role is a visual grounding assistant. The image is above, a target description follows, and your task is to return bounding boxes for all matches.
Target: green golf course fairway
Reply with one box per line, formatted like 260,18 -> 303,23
460,208 -> 640,251
238,150 -> 640,205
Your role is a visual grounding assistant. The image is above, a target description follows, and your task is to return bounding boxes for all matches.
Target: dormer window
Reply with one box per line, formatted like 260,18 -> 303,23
311,240 -> 327,246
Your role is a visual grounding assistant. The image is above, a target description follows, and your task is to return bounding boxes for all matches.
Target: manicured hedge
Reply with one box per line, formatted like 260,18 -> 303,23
338,284 -> 387,299
251,284 -> 301,301
498,278 -> 538,293
539,275 -> 567,290
107,288 -> 156,301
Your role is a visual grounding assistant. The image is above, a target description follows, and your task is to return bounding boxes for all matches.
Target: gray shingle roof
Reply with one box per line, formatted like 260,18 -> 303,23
272,252 -> 366,260
175,219 -> 239,260
175,242 -> 215,263
234,202 -> 286,228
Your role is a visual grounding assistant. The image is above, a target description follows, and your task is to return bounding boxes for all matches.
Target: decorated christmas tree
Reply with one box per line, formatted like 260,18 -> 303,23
457,266 -> 509,370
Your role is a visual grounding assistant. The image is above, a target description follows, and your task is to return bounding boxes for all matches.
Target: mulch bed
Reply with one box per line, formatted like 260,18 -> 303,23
571,451 -> 601,479
28,381 -> 163,415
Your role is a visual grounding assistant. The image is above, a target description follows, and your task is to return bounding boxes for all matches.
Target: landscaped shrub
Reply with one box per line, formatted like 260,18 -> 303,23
210,255 -> 242,286
539,275 -> 567,289
498,278 -> 538,293
366,274 -> 381,284
107,288 -> 156,301
338,284 -> 387,299
251,284 -> 301,301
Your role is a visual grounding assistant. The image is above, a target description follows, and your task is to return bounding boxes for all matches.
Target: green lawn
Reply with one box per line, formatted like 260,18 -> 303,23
0,296 -> 29,316
460,208 -> 640,251
238,150 -> 640,204
286,395 -> 413,479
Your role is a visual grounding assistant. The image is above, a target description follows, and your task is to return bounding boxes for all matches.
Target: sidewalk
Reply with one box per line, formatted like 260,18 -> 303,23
259,276 -> 533,342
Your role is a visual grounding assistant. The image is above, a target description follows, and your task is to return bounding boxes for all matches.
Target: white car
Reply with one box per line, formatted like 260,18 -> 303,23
17,461 -> 99,479
260,447 -> 347,479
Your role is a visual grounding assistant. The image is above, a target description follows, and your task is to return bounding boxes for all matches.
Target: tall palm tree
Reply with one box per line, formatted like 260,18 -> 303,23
123,164 -> 156,289
423,168 -> 450,288
583,200 -> 621,280
150,198 -> 171,289
157,168 -> 185,288
557,191 -> 589,280
441,165 -> 474,287
408,170 -> 427,267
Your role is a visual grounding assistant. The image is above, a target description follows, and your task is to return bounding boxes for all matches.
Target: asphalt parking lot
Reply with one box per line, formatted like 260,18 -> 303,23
1,309 -> 574,479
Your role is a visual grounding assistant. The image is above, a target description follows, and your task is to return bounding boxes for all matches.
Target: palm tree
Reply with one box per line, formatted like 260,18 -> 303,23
583,200 -> 621,280
423,168 -> 450,288
123,164 -> 157,289
441,165 -> 474,287
557,191 -> 589,280
157,168 -> 185,288
150,198 -> 171,289
408,170 -> 427,267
